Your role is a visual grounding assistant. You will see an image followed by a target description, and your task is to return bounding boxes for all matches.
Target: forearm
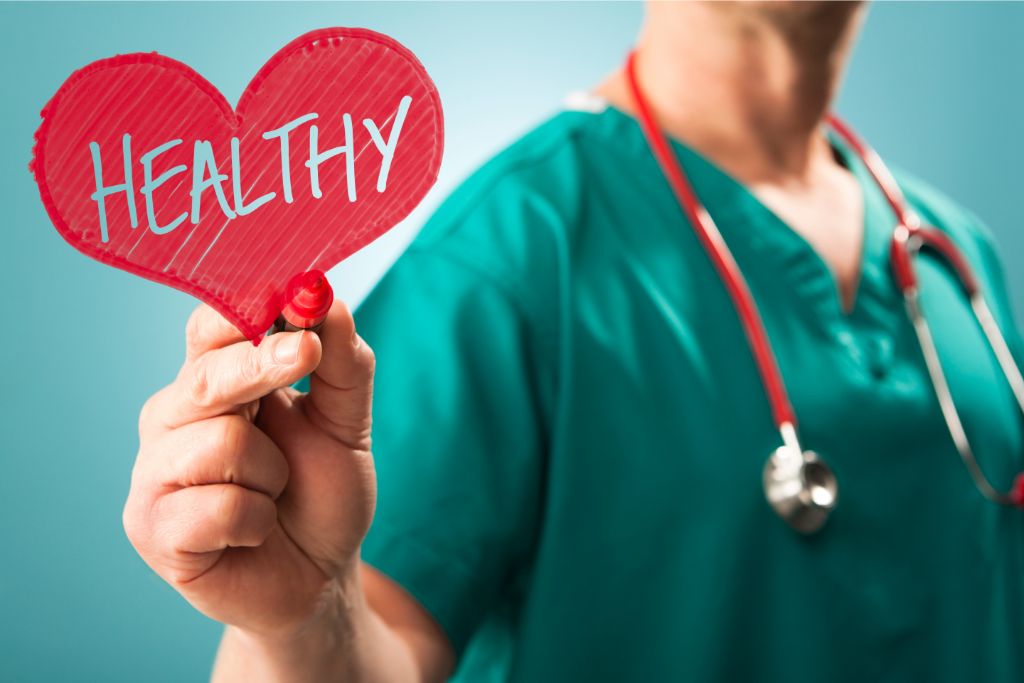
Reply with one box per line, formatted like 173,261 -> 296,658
211,572 -> 424,683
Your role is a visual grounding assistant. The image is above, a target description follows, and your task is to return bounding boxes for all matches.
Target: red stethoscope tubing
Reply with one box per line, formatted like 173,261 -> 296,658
825,114 -> 980,297
624,51 -> 1024,506
624,54 -> 797,430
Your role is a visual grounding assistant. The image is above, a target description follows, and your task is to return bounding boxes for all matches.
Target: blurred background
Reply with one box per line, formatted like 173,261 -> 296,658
2,2 -> 1023,680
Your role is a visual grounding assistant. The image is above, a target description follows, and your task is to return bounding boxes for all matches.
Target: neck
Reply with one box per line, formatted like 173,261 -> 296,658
597,2 -> 866,184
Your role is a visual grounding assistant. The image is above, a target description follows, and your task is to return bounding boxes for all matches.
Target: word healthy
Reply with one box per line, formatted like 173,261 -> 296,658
87,96 -> 413,243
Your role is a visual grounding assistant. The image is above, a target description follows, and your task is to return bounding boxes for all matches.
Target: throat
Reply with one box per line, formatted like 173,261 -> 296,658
750,156 -> 866,314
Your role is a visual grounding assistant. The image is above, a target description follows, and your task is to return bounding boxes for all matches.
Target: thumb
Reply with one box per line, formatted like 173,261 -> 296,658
303,300 -> 376,451
254,301 -> 377,573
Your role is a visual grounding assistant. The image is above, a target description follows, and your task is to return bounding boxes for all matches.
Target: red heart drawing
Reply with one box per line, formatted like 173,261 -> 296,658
31,27 -> 444,342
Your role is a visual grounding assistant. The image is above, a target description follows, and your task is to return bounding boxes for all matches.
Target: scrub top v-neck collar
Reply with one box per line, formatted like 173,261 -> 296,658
593,101 -> 905,361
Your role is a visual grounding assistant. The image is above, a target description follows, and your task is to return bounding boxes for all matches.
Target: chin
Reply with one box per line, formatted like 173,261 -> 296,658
727,1 -> 864,24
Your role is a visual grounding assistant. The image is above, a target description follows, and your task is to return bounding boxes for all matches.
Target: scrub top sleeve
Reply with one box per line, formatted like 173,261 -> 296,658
352,246 -> 548,658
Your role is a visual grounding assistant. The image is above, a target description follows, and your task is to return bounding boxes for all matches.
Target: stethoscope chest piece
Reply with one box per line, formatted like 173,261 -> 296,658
763,443 -> 838,534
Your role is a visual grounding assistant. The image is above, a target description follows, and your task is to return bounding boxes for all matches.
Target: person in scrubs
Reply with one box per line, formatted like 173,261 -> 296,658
122,2 -> 1024,681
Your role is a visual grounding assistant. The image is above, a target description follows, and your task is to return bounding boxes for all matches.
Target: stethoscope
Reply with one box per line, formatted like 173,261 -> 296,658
625,51 -> 1024,533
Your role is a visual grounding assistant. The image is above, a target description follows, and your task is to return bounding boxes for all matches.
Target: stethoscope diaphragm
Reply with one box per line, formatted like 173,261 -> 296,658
763,425 -> 838,534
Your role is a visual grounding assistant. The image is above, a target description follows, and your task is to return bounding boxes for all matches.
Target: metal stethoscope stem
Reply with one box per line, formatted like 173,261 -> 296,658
625,51 -> 1024,533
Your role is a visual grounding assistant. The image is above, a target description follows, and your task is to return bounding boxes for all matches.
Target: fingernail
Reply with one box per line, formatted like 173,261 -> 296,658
273,331 -> 303,365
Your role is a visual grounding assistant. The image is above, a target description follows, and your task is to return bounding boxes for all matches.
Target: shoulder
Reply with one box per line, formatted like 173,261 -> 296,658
893,167 -> 998,260
405,108 -> 611,291
381,103 -> 621,333
421,106 -> 606,237
426,109 -> 598,227
893,167 -> 1018,323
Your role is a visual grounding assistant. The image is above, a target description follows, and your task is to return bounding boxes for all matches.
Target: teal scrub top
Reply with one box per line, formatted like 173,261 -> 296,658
351,101 -> 1024,682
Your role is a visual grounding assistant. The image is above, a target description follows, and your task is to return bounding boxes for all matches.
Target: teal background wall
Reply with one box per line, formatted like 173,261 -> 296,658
1,2 -> 1022,681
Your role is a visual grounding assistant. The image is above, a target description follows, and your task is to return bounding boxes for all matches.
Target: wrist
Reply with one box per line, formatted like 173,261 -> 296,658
214,571 -> 367,682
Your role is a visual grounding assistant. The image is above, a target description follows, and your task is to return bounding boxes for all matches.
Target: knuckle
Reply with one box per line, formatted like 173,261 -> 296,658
217,418 -> 249,483
215,486 -> 247,526
334,413 -> 372,442
184,306 -> 207,349
138,385 -> 175,433
138,393 -> 159,432
165,568 -> 195,588
183,418 -> 241,479
347,425 -> 373,453
185,361 -> 216,408
121,501 -> 140,546
238,348 -> 267,385
121,495 -> 149,551
221,415 -> 249,453
122,446 -> 163,552
305,395 -> 374,452
358,340 -> 376,374
355,418 -> 374,448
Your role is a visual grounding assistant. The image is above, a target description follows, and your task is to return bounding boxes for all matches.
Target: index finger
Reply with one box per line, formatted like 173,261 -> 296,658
185,304 -> 247,361
155,331 -> 321,430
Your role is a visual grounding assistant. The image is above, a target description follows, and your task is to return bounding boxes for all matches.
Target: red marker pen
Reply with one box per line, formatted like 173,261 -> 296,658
270,270 -> 334,335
